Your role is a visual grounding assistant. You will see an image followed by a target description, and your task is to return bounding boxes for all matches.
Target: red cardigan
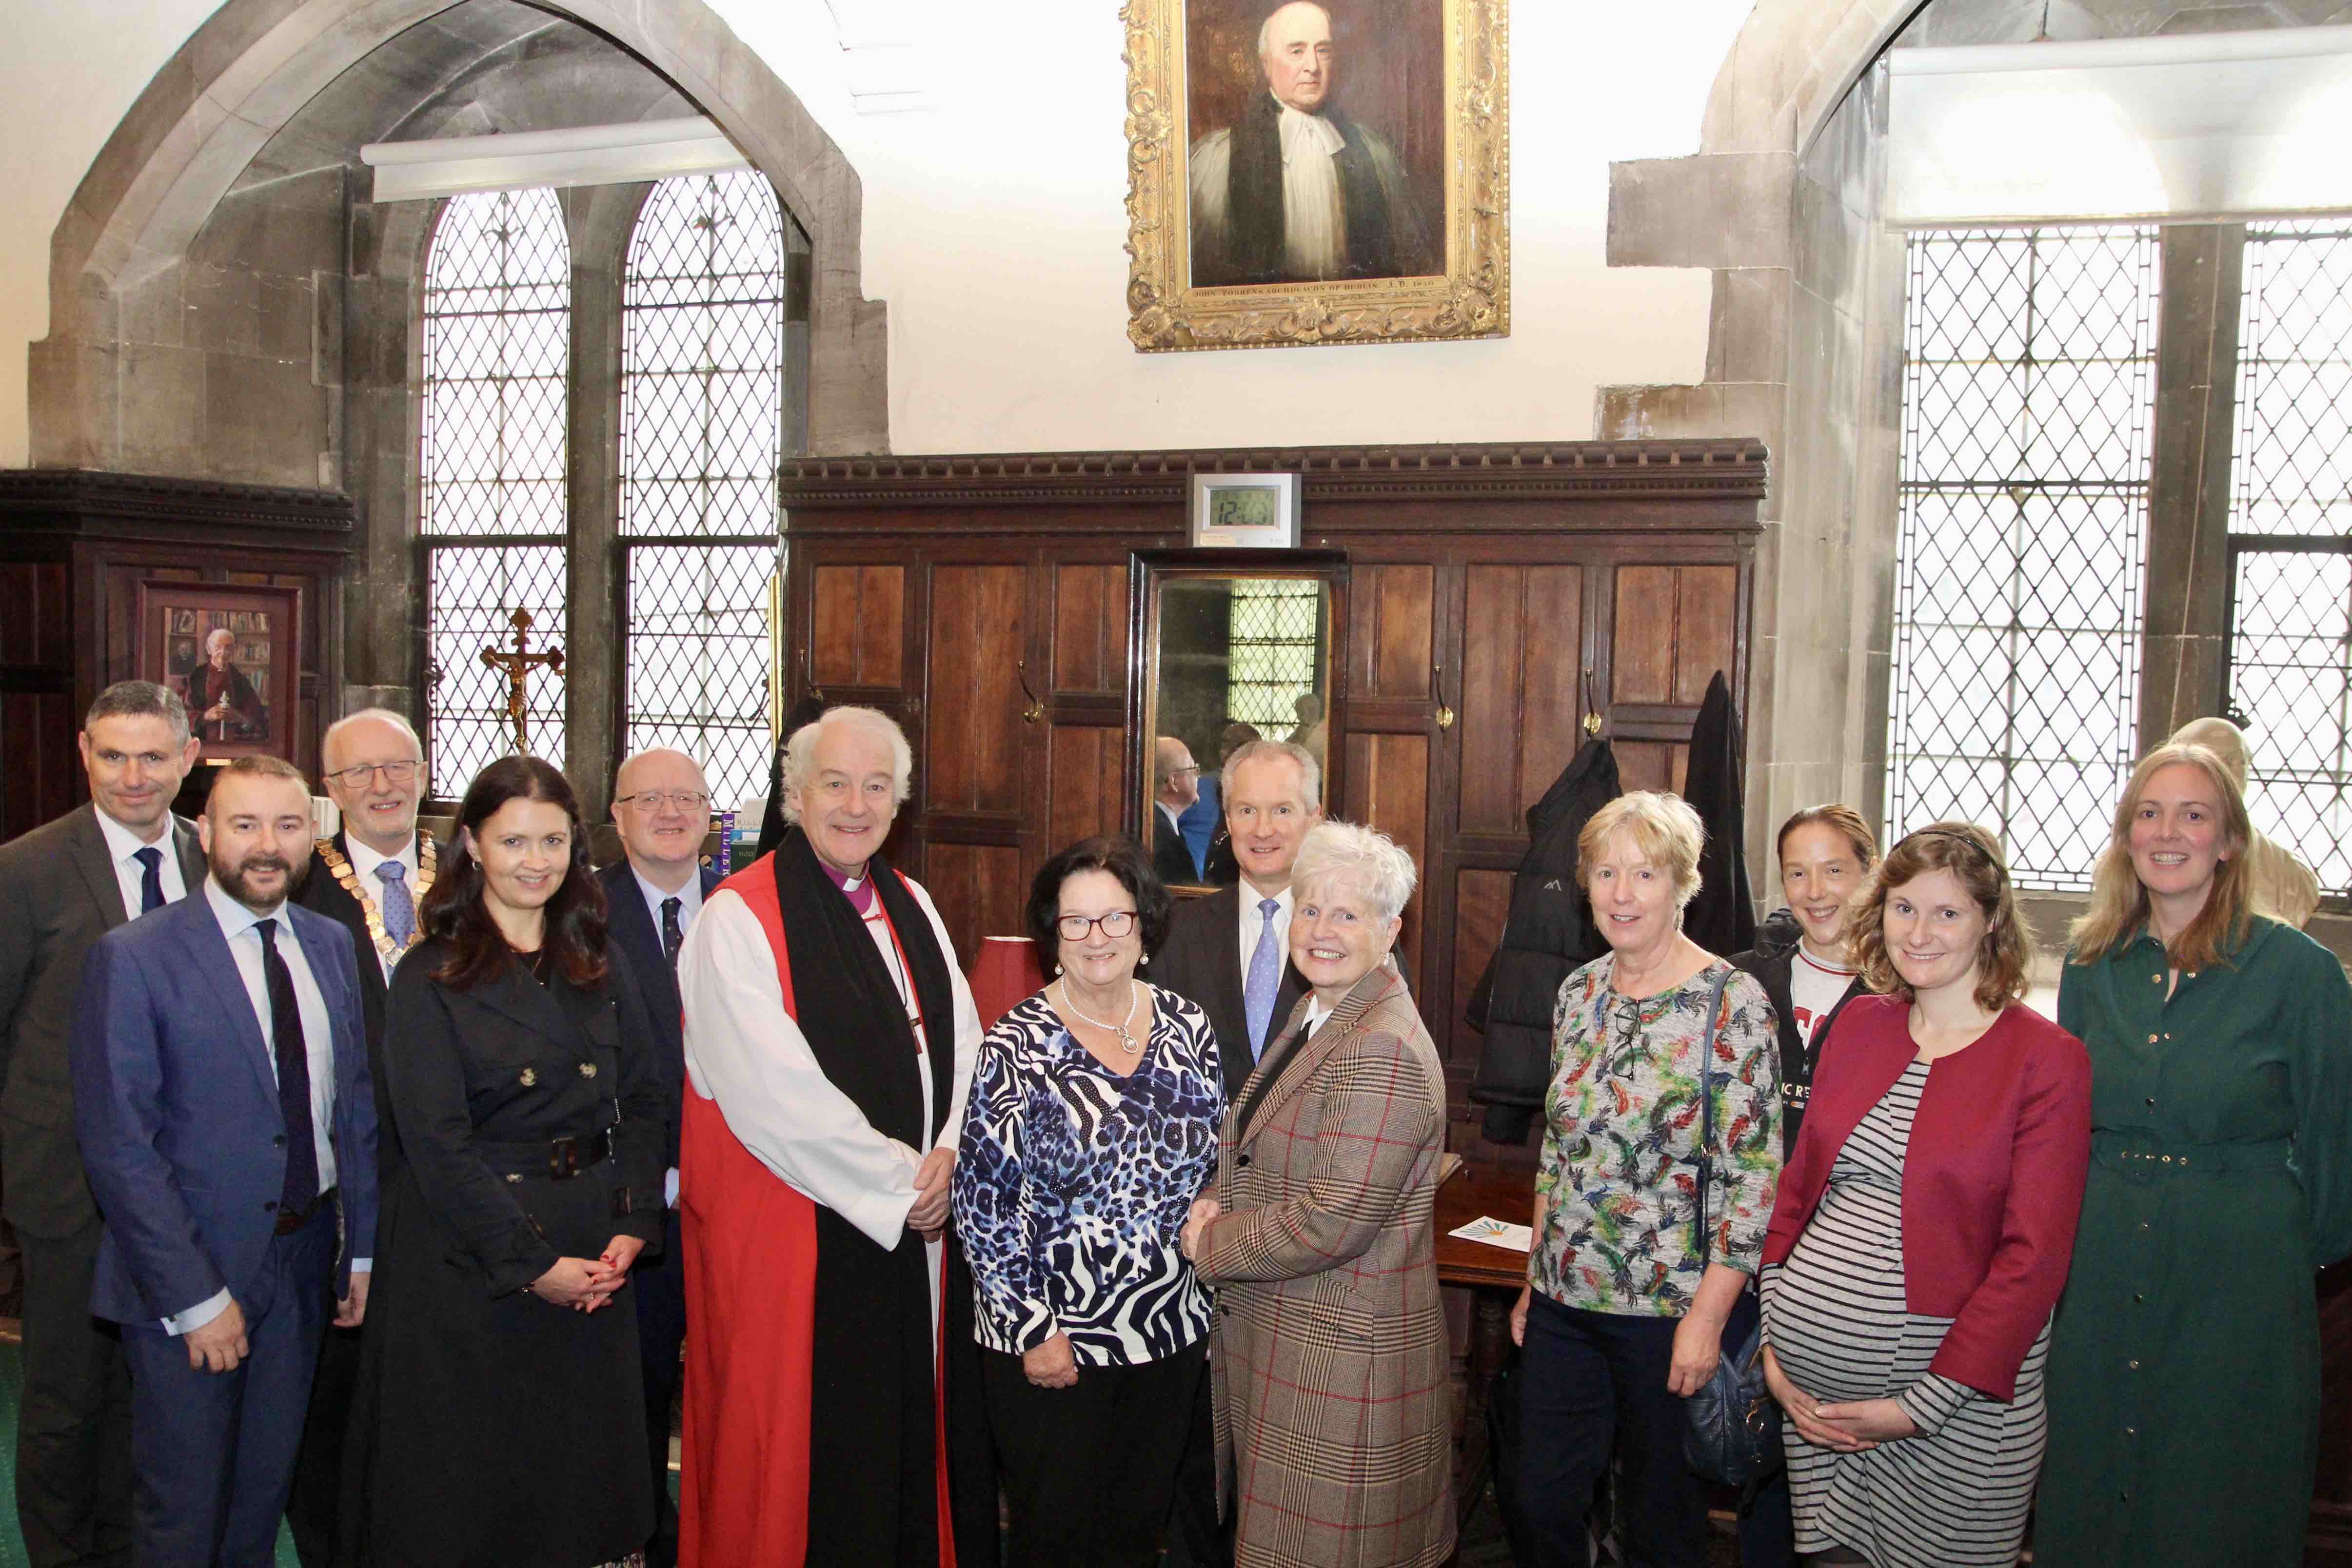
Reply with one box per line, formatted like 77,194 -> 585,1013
1761,994 -> 2091,1401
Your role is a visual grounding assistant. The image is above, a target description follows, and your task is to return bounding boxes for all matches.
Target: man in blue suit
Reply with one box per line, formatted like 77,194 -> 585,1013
599,747 -> 715,1568
72,755 -> 378,1567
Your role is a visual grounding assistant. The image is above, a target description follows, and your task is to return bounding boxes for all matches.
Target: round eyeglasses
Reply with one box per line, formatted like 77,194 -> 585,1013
1056,910 -> 1138,941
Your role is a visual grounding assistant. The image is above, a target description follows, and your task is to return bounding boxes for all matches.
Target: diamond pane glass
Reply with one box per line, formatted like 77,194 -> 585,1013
2228,549 -> 2350,897
1225,582 -> 1324,730
1887,228 -> 2157,891
420,189 -> 571,540
2232,221 -> 2352,540
624,542 -> 779,810
621,172 -> 786,540
425,546 -> 569,799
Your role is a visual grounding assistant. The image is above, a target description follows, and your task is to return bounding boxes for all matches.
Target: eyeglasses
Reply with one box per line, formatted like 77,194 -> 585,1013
326,760 -> 419,788
1607,995 -> 1647,1079
1056,910 -> 1138,941
615,790 -> 712,812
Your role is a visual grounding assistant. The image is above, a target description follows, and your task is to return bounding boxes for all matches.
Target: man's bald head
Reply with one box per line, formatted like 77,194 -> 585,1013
613,747 -> 712,885
1258,1 -> 1334,114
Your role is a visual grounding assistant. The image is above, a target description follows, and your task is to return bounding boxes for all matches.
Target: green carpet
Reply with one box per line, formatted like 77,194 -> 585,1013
0,1334 -> 301,1566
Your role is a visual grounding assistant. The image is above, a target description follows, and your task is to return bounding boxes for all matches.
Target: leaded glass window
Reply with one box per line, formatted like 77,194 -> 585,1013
2224,220 -> 2352,898
620,171 -> 786,808
1886,228 -> 2159,892
420,187 -> 571,798
1225,581 -> 1323,732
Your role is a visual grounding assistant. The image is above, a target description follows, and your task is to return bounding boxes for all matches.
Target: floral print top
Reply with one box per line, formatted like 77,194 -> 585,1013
1529,953 -> 1782,1317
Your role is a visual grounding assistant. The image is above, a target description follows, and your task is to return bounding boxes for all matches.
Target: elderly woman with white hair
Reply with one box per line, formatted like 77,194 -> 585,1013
1177,821 -> 1454,1568
1509,790 -> 1781,1568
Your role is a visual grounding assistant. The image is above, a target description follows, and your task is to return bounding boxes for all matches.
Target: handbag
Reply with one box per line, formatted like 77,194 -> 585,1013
1680,965 -> 1785,1488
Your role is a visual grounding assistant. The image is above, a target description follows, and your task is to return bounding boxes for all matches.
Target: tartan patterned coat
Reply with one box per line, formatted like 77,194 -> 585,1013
1196,962 -> 1455,1568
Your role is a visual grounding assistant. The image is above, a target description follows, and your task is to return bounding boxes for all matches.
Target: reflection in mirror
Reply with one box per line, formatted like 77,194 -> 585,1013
1147,576 -> 1331,890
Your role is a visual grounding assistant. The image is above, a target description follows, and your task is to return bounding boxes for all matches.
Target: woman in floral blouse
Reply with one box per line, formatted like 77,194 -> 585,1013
951,835 -> 1222,1567
1509,790 -> 1781,1568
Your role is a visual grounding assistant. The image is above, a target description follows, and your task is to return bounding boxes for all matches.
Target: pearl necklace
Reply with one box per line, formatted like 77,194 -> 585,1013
1058,978 -> 1143,1058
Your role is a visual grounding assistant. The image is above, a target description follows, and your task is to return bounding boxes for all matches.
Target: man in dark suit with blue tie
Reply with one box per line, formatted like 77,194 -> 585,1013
598,747 -> 717,1568
71,755 -> 377,1567
0,680 -> 206,1568
1145,739 -> 1320,1568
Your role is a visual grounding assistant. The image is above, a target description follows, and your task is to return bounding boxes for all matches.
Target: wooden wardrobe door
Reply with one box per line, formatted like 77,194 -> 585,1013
922,564 -> 1028,964
1608,564 -> 1738,795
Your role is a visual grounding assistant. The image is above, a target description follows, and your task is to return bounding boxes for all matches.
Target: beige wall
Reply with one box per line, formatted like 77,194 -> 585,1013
0,0 -> 1756,467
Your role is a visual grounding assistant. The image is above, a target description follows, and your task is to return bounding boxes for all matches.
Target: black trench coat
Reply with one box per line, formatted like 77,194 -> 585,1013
343,937 -> 670,1568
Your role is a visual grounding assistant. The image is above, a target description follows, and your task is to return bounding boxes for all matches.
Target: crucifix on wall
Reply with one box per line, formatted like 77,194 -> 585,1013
480,608 -> 564,755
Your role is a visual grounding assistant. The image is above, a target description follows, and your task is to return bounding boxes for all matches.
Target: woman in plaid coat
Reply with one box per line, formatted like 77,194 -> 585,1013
1181,822 -> 1454,1568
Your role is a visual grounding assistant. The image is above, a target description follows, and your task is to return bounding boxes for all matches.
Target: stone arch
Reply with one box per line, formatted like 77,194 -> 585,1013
31,0 -> 885,466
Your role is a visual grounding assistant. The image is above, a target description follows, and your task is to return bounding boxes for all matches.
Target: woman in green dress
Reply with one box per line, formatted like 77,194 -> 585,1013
2038,741 -> 2352,1565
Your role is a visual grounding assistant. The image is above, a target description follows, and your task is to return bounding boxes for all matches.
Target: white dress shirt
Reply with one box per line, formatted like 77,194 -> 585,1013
632,864 -> 706,938
166,879 -> 356,1335
342,833 -> 419,980
1235,881 -> 1296,979
94,808 -> 187,919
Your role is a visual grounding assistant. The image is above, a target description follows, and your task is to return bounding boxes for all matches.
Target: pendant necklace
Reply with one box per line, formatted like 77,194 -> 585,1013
1059,978 -> 1143,1058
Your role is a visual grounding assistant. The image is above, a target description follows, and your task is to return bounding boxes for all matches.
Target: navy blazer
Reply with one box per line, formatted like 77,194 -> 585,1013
72,888 -> 379,1324
595,857 -> 717,1170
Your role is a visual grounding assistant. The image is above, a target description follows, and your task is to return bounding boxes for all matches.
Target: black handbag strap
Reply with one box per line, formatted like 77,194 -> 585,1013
1691,963 -> 1735,1265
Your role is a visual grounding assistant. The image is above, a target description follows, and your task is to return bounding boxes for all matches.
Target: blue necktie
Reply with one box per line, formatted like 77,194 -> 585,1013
375,861 -> 415,948
661,897 -> 685,969
255,919 -> 319,1218
1244,897 -> 1283,1061
132,846 -> 165,914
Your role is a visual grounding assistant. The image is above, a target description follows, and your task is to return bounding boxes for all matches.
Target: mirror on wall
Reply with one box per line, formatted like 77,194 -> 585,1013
1130,549 -> 1347,891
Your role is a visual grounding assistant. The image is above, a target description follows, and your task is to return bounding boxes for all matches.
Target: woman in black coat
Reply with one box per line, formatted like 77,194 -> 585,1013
344,756 -> 670,1568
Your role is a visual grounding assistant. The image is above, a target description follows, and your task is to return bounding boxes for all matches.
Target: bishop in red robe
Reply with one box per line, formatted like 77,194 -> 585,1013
675,706 -> 981,1567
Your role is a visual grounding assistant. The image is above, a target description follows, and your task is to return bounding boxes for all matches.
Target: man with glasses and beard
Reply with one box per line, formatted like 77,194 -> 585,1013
285,707 -> 427,1565
72,755 -> 377,1567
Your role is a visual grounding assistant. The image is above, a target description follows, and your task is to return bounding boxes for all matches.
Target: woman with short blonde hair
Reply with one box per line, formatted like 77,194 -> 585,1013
1513,790 -> 1781,1567
2037,744 -> 2352,1567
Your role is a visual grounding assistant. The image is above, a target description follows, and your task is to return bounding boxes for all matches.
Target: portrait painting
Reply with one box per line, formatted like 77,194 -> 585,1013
1124,0 -> 1506,351
134,581 -> 302,761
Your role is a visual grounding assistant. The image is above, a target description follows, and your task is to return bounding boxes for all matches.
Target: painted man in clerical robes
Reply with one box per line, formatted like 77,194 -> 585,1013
178,626 -> 267,743
675,704 -> 981,1567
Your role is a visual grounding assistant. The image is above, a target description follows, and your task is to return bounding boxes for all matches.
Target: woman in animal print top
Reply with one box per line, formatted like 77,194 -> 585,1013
952,834 -> 1222,1568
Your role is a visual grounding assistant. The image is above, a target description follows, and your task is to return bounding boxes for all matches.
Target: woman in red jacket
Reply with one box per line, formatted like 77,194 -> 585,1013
1759,823 -> 2091,1568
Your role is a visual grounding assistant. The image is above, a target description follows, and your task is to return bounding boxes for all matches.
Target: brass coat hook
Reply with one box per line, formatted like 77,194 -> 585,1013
1016,659 -> 1046,724
1433,663 -> 1455,731
1582,662 -> 1602,735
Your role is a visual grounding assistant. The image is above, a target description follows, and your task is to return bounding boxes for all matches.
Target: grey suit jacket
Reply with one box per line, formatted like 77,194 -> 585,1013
0,803 -> 205,1237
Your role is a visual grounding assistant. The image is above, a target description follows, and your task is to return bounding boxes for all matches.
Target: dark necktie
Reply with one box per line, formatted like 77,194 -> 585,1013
256,919 -> 320,1217
133,846 -> 165,914
661,897 -> 684,969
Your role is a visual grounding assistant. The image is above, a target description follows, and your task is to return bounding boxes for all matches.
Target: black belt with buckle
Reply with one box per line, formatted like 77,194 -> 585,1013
274,1187 -> 336,1236
477,1129 -> 614,1181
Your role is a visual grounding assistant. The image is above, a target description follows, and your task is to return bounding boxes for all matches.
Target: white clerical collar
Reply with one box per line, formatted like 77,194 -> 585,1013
344,833 -> 418,885
1274,95 -> 1347,158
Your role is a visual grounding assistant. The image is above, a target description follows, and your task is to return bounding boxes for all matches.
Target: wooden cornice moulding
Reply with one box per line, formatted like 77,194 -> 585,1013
779,440 -> 1769,512
0,469 -> 356,543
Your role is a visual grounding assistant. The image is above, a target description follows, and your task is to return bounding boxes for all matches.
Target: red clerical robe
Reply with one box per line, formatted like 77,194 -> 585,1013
676,837 -> 980,1567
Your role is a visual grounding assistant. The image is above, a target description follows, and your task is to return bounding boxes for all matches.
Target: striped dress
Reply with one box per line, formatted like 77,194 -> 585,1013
1762,1060 -> 2049,1568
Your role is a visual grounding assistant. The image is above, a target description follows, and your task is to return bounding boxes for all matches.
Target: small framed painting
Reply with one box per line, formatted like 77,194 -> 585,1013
134,581 -> 301,760
1188,472 -> 1302,549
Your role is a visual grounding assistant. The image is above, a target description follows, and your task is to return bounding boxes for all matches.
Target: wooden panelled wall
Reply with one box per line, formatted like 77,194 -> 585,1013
0,472 -> 353,842
782,443 -> 1765,1165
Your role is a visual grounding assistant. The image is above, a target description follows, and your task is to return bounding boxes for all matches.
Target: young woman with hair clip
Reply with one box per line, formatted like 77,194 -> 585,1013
344,756 -> 671,1568
2036,743 -> 2352,1568
1758,823 -> 2092,1568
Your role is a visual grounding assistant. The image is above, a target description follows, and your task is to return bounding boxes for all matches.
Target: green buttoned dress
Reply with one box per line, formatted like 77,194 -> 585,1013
2037,917 -> 2352,1567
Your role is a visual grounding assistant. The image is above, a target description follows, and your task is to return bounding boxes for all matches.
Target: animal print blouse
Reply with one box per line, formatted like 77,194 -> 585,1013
953,985 -> 1224,1365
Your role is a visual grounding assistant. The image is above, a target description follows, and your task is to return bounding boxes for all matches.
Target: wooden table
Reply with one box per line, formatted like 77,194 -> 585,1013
1435,1166 -> 1534,1527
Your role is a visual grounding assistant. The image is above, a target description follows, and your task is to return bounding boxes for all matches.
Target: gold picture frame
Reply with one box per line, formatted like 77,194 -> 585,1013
1122,0 -> 1508,353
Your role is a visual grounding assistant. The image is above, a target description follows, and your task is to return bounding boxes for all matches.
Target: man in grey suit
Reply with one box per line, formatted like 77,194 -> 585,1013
0,681 -> 205,1568
1146,738 -> 1320,1568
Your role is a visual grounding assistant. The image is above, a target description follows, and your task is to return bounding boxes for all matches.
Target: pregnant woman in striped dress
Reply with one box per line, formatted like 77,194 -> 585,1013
1759,823 -> 2092,1567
